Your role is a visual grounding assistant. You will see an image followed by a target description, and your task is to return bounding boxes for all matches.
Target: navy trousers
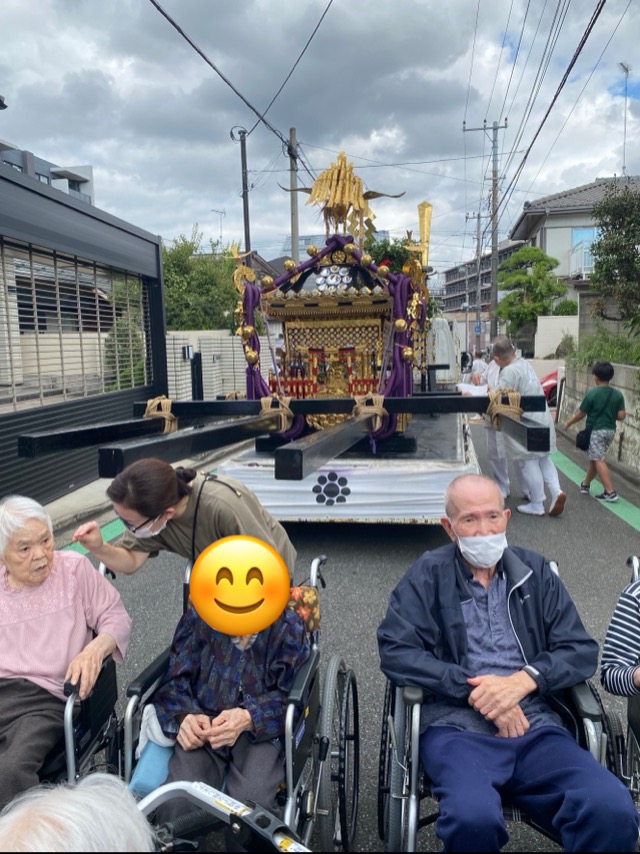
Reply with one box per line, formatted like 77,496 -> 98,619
419,725 -> 639,852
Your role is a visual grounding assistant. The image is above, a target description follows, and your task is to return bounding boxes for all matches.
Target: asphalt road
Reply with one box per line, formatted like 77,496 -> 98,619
84,421 -> 640,852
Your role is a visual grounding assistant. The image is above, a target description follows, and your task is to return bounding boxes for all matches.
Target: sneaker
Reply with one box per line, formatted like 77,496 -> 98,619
548,491 -> 566,517
595,491 -> 618,502
580,482 -> 590,495
517,503 -> 545,516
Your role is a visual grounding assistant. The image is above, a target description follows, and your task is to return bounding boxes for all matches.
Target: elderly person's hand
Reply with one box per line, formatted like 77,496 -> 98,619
493,704 -> 530,738
177,714 -> 212,751
71,521 -> 104,552
64,632 -> 117,700
206,707 -> 254,750
466,671 -> 537,721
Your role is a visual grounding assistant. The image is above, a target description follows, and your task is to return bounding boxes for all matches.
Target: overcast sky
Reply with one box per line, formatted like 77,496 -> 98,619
2,0 -> 638,275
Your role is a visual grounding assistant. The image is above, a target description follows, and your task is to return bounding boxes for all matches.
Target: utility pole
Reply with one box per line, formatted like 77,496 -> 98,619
230,126 -> 252,267
463,119 -> 507,339
466,211 -> 483,354
289,128 -> 299,263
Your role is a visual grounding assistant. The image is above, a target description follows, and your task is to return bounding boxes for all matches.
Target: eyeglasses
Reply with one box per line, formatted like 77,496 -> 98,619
116,513 -> 159,534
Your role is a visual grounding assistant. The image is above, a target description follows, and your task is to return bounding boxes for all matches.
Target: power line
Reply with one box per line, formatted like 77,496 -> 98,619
498,0 -> 609,225
247,0 -> 335,136
146,0 -> 290,149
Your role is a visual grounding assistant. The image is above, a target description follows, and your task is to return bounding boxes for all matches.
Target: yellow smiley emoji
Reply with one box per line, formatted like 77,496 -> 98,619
189,536 -> 290,634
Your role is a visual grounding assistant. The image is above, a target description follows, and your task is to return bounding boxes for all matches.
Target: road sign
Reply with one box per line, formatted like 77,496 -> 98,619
474,323 -> 481,334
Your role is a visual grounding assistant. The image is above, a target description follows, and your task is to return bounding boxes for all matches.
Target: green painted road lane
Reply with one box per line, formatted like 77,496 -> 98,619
551,451 -> 640,533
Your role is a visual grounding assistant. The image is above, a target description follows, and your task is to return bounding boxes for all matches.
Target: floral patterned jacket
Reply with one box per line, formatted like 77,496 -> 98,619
153,605 -> 309,745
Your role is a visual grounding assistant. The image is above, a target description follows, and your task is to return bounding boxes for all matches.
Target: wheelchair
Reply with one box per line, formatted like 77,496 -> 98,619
377,559 -> 626,852
121,554 -> 360,852
38,656 -> 122,786
39,562 -> 123,786
619,554 -> 640,809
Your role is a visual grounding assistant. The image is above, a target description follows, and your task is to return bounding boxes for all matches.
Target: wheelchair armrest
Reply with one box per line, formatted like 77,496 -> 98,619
288,646 -> 320,707
126,648 -> 171,698
402,685 -> 424,706
569,681 -> 602,722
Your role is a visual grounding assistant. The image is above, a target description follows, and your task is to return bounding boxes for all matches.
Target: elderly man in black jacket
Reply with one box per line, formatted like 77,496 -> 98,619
378,473 -> 638,852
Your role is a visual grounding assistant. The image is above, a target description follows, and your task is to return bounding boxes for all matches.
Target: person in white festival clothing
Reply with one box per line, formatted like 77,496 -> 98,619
491,336 -> 566,517
472,357 -> 511,499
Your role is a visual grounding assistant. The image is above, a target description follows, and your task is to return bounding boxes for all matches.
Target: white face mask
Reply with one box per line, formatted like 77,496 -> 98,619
134,517 -> 168,539
455,531 -> 508,570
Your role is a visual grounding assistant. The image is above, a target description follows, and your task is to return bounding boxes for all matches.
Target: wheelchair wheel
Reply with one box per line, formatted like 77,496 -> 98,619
386,686 -> 408,853
377,679 -> 394,840
603,708 -> 626,780
338,666 -> 359,851
317,655 -> 359,851
626,726 -> 640,805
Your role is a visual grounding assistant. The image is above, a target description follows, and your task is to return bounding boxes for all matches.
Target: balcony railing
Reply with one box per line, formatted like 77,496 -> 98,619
569,241 -> 593,279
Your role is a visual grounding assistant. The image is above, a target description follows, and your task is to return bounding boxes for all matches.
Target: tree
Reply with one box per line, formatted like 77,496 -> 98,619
363,235 -> 412,272
590,182 -> 640,335
162,227 -> 238,330
496,246 -> 566,348
552,299 -> 578,316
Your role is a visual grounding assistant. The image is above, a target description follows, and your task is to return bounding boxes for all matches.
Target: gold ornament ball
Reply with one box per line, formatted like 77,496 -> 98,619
394,318 -> 407,332
283,259 -> 296,271
360,253 -> 372,267
261,275 -> 274,288
401,347 -> 414,362
344,243 -> 356,256
245,348 -> 259,365
241,325 -> 254,341
306,245 -> 318,256
378,265 -> 390,277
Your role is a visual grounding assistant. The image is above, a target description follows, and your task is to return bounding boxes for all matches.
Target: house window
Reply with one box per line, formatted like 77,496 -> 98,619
572,227 -> 596,247
2,160 -> 22,172
37,173 -> 51,184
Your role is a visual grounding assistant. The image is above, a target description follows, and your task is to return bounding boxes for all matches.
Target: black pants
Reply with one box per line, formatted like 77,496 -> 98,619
0,678 -> 65,810
156,733 -> 283,852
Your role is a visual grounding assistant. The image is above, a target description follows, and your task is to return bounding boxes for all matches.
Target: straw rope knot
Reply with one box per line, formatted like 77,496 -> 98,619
143,395 -> 178,434
485,387 -> 522,430
352,392 -> 388,432
260,394 -> 294,433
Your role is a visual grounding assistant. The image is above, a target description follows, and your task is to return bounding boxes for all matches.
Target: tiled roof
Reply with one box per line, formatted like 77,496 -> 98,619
521,176 -> 640,212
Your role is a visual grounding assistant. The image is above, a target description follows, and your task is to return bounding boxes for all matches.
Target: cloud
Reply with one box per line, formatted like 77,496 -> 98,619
1,0 -> 638,271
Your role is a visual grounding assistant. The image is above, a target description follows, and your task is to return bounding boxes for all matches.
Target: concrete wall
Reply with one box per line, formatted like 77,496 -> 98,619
558,361 -> 640,485
534,315 -> 579,358
166,330 -> 271,400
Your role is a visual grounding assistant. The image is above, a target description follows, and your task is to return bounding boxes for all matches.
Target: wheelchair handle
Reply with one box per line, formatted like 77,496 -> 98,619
63,680 -> 79,697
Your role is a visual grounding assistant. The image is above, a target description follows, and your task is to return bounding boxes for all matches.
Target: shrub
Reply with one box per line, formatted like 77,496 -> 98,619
572,328 -> 640,367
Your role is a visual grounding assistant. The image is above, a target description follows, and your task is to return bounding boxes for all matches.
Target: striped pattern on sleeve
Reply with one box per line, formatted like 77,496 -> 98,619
600,580 -> 640,696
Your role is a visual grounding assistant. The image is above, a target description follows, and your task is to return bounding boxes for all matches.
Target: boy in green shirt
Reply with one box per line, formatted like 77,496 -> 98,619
564,361 -> 626,501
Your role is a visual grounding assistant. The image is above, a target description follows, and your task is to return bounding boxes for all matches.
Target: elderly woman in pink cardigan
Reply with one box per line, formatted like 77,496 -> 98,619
0,495 -> 132,810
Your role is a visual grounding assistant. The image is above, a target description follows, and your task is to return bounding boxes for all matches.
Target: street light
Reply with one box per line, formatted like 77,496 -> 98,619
211,208 -> 225,246
0,96 -> 7,110
619,62 -> 631,177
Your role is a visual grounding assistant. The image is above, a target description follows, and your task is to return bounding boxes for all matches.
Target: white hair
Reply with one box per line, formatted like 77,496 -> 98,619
0,773 -> 156,852
0,495 -> 53,557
